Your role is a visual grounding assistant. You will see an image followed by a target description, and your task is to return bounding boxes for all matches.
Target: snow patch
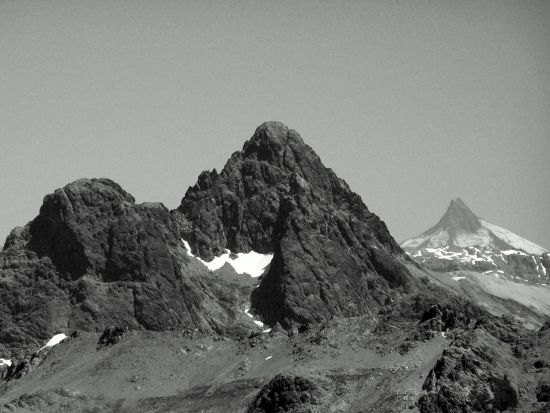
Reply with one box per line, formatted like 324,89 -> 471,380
421,246 -> 498,267
452,276 -> 466,281
244,307 -> 264,328
38,333 -> 67,352
265,356 -> 272,360
182,239 -> 272,278
0,358 -> 11,367
502,250 -> 527,256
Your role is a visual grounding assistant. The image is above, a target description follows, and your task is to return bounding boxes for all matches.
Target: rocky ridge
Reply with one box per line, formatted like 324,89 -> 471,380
0,178 -> 255,356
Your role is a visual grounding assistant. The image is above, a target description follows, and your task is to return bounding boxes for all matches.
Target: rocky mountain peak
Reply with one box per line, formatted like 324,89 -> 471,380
239,121 -> 328,187
436,197 -> 481,234
174,122 -> 413,328
242,121 -> 293,162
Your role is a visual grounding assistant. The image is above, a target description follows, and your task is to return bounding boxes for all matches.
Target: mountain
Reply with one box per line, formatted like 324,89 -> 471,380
1,124 -> 550,412
0,121 -> 416,357
173,121 -> 413,328
402,198 -> 549,283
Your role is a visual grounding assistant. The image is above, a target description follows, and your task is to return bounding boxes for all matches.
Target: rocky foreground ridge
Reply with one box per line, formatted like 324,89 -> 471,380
0,122 -> 549,412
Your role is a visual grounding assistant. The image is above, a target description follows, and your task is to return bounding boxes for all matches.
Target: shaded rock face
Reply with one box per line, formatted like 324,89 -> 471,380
0,179 -> 248,355
174,121 -> 413,328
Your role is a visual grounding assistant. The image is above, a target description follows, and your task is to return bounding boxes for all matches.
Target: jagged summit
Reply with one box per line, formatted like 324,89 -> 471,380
174,121 -> 413,327
241,121 -> 307,170
244,121 -> 299,152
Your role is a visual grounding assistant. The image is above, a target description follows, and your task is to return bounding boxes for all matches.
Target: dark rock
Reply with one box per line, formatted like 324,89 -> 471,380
537,382 -> 550,402
535,360 -> 549,369
398,341 -> 416,355
540,321 -> 550,332
487,375 -> 518,410
97,326 -> 126,347
420,305 -> 444,323
173,121 -> 413,328
419,304 -> 459,333
248,374 -> 322,412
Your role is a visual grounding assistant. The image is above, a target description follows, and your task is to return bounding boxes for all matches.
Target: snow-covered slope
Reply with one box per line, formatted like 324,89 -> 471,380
402,198 -> 549,283
480,219 -> 547,256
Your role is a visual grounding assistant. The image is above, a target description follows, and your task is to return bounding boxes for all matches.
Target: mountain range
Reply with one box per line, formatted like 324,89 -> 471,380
0,122 -> 549,412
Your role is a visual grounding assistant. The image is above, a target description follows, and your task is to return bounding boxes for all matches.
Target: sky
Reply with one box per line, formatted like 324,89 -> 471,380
1,0 -> 549,249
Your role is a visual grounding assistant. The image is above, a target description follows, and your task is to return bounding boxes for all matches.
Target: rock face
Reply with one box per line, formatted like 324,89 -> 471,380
0,178 -> 248,355
173,121 -> 413,328
401,198 -> 549,283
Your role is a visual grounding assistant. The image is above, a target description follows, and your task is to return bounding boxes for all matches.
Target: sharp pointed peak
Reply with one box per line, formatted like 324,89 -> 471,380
449,197 -> 469,209
446,197 -> 476,214
437,197 -> 480,233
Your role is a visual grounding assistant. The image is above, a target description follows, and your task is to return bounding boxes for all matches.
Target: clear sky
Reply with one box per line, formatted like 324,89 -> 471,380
1,0 -> 549,248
